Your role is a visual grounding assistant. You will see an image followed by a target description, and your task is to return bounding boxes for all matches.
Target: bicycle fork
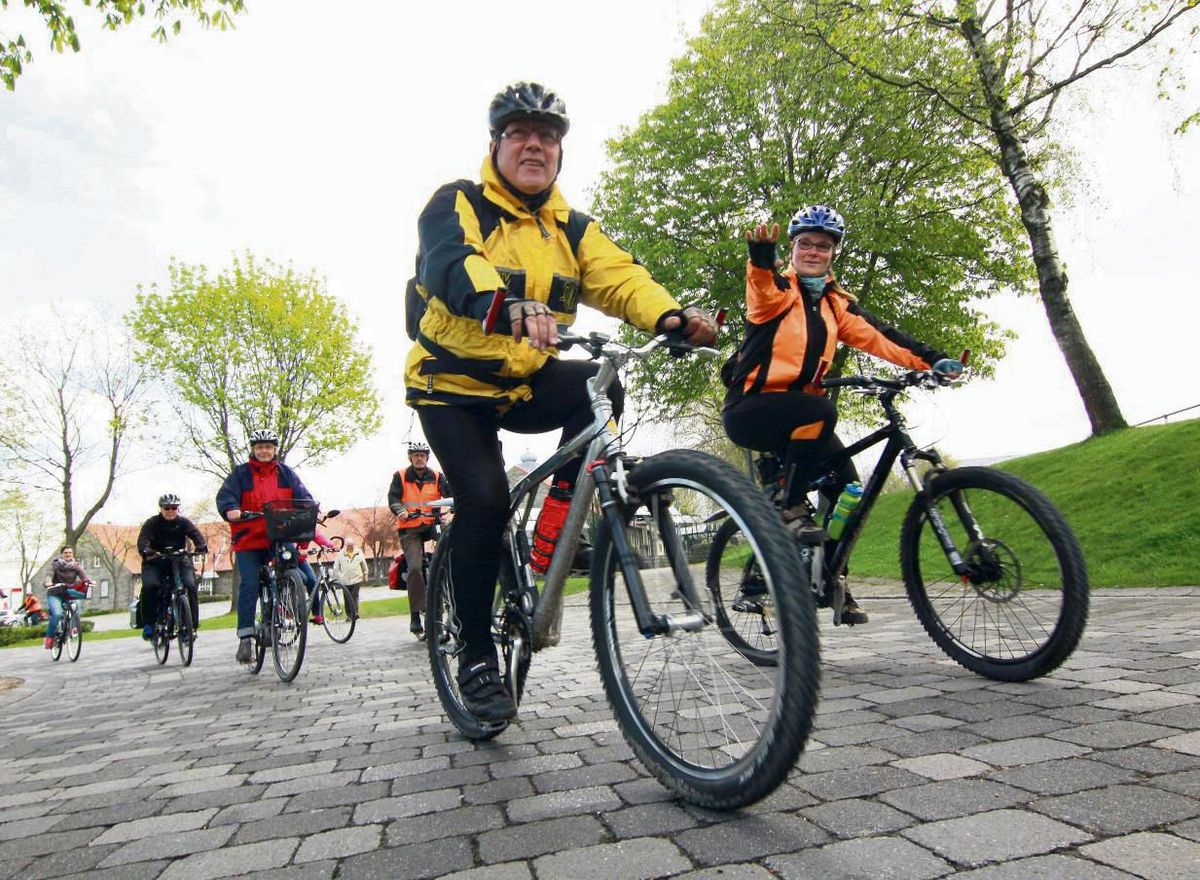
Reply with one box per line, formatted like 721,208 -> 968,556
904,453 -> 980,581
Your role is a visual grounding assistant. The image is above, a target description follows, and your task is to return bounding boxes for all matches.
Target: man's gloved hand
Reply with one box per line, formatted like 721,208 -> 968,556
507,299 -> 558,350
657,306 -> 718,347
745,222 -> 781,269
932,358 -> 964,379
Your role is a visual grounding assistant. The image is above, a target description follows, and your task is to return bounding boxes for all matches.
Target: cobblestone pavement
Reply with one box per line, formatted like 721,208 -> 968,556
2,588 -> 1199,880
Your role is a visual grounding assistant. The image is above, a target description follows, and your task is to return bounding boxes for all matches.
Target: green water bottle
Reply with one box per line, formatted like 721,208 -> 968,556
826,482 -> 864,541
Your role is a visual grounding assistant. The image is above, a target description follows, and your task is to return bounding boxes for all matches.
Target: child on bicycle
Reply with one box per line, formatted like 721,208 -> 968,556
723,206 -> 962,624
216,429 -> 317,665
42,546 -> 94,649
137,492 -> 209,641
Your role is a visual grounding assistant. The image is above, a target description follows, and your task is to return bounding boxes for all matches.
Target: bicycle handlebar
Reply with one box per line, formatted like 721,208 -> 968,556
556,326 -> 720,363
820,368 -> 961,394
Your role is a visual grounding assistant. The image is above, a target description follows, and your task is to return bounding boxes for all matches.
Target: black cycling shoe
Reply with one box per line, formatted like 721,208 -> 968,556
457,657 -> 517,722
840,596 -> 869,625
409,614 -> 424,640
235,638 -> 253,663
782,507 -> 828,546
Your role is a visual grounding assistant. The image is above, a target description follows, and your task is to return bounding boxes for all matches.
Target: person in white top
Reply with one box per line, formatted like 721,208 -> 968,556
331,539 -> 369,617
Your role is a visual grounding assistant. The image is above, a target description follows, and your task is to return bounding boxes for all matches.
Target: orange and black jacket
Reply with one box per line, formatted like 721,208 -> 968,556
387,466 -> 450,530
724,261 -> 948,401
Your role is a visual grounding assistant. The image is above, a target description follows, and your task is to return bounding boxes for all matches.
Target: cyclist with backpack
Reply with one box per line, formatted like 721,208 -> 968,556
387,440 -> 450,639
723,207 -> 962,624
216,429 -> 318,665
136,493 -> 208,641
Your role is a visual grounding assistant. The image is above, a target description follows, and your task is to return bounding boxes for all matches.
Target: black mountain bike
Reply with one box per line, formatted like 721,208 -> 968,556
46,585 -> 86,663
307,536 -> 356,644
147,549 -> 203,667
239,501 -> 339,682
426,328 -> 820,811
707,368 -> 1089,682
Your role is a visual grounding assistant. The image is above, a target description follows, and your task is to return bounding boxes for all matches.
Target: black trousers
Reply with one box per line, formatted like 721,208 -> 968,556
140,560 -> 199,628
419,358 -> 623,664
723,390 -> 859,507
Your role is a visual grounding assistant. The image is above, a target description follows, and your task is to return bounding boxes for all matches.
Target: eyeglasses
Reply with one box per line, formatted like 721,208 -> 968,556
161,506 -> 179,511
793,239 -> 835,254
500,125 -> 563,146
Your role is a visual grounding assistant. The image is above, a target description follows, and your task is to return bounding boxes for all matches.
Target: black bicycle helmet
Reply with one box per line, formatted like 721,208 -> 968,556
158,493 -> 181,508
488,81 -> 570,139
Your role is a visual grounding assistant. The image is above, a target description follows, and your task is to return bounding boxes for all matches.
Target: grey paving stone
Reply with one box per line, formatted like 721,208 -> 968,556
962,714 -> 1070,740
530,760 -> 638,793
462,776 -> 536,805
877,729 -> 989,758
1155,731 -> 1200,755
284,780 -> 391,812
533,837 -> 692,880
338,836 -> 474,880
477,815 -> 608,864
675,814 -> 829,866
800,797 -> 918,838
246,758 -> 337,784
261,769 -> 359,799
1091,746 -> 1200,774
1031,784 -> 1200,835
902,808 -> 1091,867
294,824 -> 382,862
952,854 -> 1141,879
441,863 -> 533,880
232,806 -> 351,845
603,802 -> 696,838
767,836 -> 954,879
988,757 -> 1141,795
797,744 -> 900,773
385,804 -> 506,847
879,779 -> 1035,821
506,784 -> 624,823
1048,720 -> 1179,748
40,861 -> 171,880
210,797 -> 288,826
0,827 -> 104,862
612,776 -> 674,805
672,867 -> 775,880
97,825 -> 236,868
892,753 -> 992,780
46,799 -> 164,832
961,736 -> 1091,766
240,862 -> 337,880
1150,768 -> 1200,798
21,842 -> 120,880
793,765 -> 926,801
91,807 -> 218,845
1081,831 -> 1200,880
352,788 -> 463,824
358,755 -> 448,784
157,838 -> 299,880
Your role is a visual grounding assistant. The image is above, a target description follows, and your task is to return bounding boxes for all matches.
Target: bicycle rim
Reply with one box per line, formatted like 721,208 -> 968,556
902,467 -> 1089,681
50,630 -> 62,661
272,570 -> 308,682
426,531 -> 508,740
153,621 -> 170,665
321,584 -> 355,644
248,587 -> 267,675
590,450 -> 819,810
706,518 -> 779,667
66,609 -> 82,662
176,599 -> 194,667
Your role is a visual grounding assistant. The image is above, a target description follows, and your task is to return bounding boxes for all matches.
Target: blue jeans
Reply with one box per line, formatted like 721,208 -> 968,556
46,591 -> 86,637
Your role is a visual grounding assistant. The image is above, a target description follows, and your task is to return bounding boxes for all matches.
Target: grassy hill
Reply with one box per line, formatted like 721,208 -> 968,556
850,418 -> 1200,588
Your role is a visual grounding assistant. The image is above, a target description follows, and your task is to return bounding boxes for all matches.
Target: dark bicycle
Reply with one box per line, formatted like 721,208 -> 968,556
426,328 -> 819,811
307,536 -> 356,644
146,549 -> 203,667
707,367 -> 1089,681
46,584 -> 87,663
239,500 -> 339,682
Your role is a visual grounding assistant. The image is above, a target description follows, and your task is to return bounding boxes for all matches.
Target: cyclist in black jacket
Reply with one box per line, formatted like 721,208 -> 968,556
137,493 -> 208,641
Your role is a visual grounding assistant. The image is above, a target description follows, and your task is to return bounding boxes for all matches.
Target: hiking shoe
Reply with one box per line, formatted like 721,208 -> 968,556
142,624 -> 154,641
410,614 -> 425,640
782,506 -> 827,545
457,657 -> 516,722
235,638 -> 253,663
840,594 -> 869,625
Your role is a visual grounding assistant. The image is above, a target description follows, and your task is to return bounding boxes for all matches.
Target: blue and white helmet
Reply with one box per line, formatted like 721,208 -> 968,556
248,429 -> 278,447
788,204 -> 846,244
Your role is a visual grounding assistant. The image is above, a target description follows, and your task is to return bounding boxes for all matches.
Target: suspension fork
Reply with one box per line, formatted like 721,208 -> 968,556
904,450 -> 974,578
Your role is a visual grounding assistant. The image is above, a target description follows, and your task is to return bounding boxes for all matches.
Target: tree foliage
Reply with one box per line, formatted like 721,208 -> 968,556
0,306 -> 150,547
1,0 -> 245,90
0,488 -> 54,587
128,252 -> 383,478
592,0 -> 1024,426
770,0 -> 1200,435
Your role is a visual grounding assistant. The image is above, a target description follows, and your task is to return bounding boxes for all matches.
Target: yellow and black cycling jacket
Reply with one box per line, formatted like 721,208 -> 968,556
404,159 -> 679,411
726,261 -> 947,398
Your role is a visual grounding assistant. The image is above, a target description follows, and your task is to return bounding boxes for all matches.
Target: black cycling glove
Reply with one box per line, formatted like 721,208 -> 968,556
747,238 -> 778,270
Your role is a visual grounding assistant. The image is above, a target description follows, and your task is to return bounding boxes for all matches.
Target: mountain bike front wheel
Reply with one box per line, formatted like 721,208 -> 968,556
901,466 -> 1089,681
705,517 -> 779,667
50,628 -> 63,661
272,570 -> 308,682
590,450 -> 820,811
153,620 -> 170,665
66,607 -> 82,662
321,583 -> 355,644
176,598 -> 194,667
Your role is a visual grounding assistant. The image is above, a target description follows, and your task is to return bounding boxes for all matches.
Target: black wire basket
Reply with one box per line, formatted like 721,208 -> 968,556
263,499 -> 319,543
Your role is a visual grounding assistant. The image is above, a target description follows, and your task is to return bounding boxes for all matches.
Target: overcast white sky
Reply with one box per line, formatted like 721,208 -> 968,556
2,0 -> 1198,550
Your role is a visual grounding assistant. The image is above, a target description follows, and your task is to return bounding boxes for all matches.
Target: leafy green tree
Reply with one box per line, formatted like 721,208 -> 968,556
592,0 -> 1024,429
128,253 -> 382,479
771,0 -> 1199,435
1,0 -> 244,90
0,488 -> 54,588
0,307 -> 151,548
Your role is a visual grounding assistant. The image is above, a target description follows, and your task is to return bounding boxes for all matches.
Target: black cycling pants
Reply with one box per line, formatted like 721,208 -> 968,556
723,390 -> 858,507
419,357 -> 623,665
140,560 -> 199,629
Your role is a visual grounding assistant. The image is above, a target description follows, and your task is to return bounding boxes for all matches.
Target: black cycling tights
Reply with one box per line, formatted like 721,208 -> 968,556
419,358 -> 624,666
723,390 -> 858,507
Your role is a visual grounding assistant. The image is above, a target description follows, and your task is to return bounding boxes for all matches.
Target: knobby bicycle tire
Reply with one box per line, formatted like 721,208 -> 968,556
176,596 -> 194,667
590,449 -> 820,810
900,466 -> 1089,681
66,607 -> 82,662
426,525 -> 509,741
153,617 -> 170,665
272,569 -> 308,682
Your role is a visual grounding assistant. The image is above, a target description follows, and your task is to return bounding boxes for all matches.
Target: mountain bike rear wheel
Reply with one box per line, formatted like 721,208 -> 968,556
705,517 -> 779,667
272,570 -> 308,682
321,583 -> 355,644
901,466 -> 1089,681
590,450 -> 819,810
426,525 -> 510,741
176,598 -> 194,667
153,619 -> 170,665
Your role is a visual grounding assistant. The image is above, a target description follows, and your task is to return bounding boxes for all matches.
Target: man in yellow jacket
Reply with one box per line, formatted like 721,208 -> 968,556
404,82 -> 716,722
